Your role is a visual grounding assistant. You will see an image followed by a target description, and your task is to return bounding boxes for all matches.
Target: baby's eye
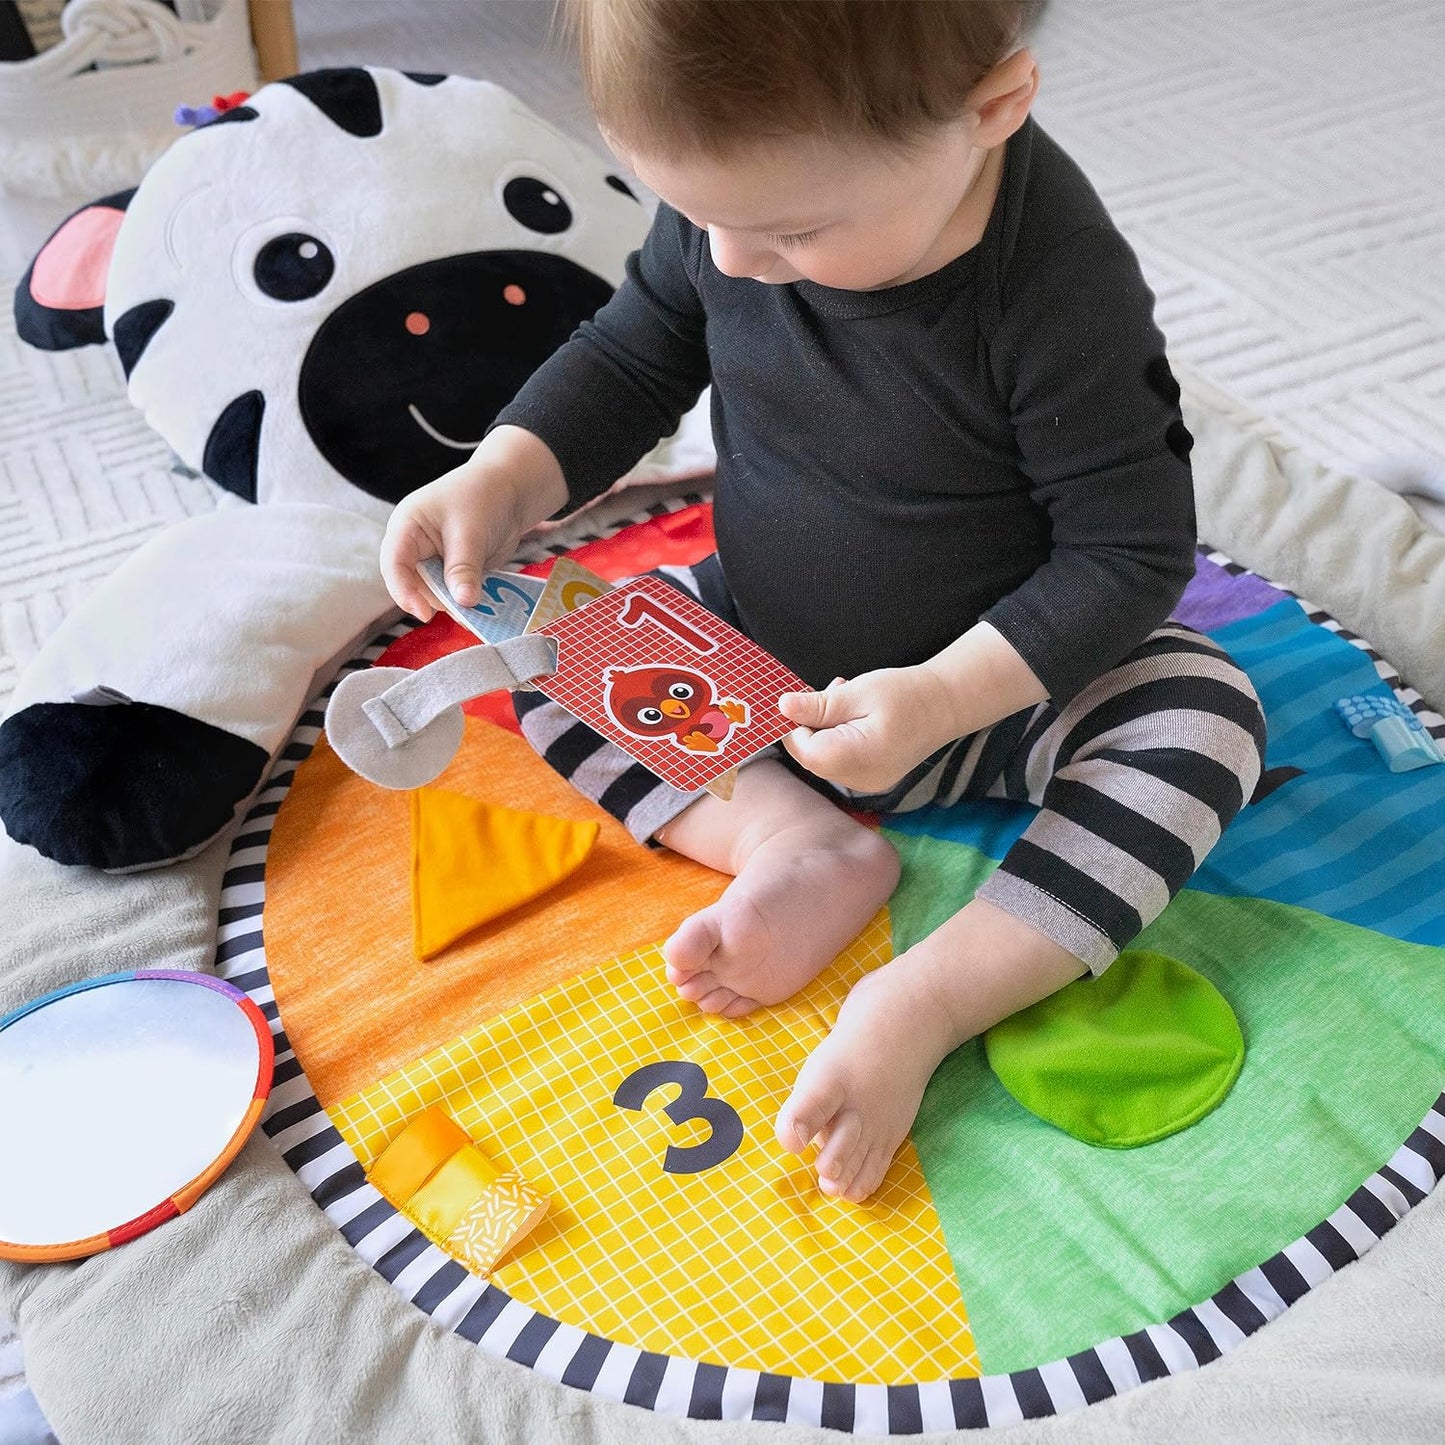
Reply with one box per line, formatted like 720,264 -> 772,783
767,228 -> 822,250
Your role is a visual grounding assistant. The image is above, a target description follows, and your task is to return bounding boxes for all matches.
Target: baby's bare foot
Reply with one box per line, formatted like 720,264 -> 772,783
662,818 -> 898,1018
775,954 -> 965,1203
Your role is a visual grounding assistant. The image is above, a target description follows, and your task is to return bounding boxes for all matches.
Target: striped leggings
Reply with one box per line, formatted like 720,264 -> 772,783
515,556 -> 1268,974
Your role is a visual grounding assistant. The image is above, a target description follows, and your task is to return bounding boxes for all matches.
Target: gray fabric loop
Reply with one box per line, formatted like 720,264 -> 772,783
361,634 -> 558,747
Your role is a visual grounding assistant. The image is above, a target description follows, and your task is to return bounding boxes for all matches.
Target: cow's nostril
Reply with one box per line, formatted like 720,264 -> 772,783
404,311 -> 430,335
503,284 -> 526,306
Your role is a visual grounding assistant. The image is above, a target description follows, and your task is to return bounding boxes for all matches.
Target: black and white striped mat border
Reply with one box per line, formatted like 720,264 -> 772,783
1199,546 -> 1445,741
213,540 -> 1445,1431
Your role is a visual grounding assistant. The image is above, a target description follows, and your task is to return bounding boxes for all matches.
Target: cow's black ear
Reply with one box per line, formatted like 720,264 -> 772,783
14,189 -> 136,351
282,68 -> 383,137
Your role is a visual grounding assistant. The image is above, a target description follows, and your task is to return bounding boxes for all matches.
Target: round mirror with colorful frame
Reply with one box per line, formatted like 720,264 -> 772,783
0,971 -> 274,1262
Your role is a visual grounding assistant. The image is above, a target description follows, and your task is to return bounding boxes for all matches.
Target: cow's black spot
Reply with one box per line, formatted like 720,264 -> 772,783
503,177 -> 573,234
198,105 -> 259,128
404,72 -> 446,86
605,174 -> 640,202
203,390 -> 265,502
1145,355 -> 1181,406
298,250 -> 613,505
282,68 -> 383,138
254,233 -> 335,301
0,701 -> 268,870
112,299 -> 174,379
1166,418 -> 1194,463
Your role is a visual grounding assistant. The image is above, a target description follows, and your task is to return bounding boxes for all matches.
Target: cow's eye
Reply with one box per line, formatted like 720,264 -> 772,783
254,233 -> 334,301
668,683 -> 694,700
638,707 -> 663,726
503,177 -> 572,234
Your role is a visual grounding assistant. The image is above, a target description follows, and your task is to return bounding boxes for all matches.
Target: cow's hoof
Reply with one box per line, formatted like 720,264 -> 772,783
0,700 -> 269,870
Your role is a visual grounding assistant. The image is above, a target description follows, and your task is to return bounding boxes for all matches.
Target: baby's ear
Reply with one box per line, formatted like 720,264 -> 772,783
970,45 -> 1039,147
14,188 -> 136,350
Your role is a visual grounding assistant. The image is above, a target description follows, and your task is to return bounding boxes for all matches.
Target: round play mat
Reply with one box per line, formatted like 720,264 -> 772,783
213,509 -> 1445,1432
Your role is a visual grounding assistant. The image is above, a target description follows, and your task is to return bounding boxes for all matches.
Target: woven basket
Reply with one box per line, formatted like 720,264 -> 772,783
0,0 -> 258,199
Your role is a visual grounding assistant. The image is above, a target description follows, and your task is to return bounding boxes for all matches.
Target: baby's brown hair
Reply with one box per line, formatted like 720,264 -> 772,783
561,0 -> 1039,159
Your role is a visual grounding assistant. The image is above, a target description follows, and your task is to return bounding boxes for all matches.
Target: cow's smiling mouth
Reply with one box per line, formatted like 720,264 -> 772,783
301,249 -> 613,505
407,404 -> 483,450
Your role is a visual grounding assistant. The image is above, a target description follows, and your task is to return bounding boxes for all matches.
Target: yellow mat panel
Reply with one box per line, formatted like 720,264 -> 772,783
333,913 -> 978,1384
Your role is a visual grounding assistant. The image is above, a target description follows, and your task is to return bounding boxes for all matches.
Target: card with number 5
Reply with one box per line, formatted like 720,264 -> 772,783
534,576 -> 808,793
418,558 -> 545,644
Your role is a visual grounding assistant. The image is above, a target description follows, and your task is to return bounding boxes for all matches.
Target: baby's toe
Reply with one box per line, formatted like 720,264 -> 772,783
814,1112 -> 868,1193
695,984 -> 743,1014
674,970 -> 721,1003
838,1143 -> 893,1204
777,1071 -> 848,1156
662,912 -> 722,982
720,993 -> 762,1019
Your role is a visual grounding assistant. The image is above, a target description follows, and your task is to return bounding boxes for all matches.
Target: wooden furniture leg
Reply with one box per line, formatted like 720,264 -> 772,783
247,0 -> 297,84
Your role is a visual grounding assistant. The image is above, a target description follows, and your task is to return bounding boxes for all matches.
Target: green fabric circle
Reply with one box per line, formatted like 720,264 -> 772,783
983,949 -> 1244,1148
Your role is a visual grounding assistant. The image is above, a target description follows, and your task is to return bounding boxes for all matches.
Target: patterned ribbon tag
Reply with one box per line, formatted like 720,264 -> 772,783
524,556 -> 613,634
366,1107 -> 549,1276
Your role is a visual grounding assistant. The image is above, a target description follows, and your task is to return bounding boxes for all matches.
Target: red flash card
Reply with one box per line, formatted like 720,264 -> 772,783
534,576 -> 808,793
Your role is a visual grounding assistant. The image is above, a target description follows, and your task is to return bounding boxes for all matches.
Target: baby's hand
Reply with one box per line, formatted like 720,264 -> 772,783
379,426 -> 568,622
379,464 -> 520,622
779,666 -> 961,794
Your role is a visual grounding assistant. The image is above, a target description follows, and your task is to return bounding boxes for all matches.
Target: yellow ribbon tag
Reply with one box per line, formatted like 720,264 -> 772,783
367,1107 -> 549,1276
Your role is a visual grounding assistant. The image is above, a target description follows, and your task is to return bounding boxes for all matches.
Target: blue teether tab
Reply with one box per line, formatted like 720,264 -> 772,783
1368,715 -> 1445,773
1335,692 -> 1411,738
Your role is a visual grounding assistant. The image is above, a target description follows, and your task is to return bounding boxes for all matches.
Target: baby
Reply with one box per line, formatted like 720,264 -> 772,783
381,0 -> 1266,1203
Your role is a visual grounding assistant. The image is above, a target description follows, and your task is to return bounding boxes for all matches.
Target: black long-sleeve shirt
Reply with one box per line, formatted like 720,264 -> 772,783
494,118 -> 1197,701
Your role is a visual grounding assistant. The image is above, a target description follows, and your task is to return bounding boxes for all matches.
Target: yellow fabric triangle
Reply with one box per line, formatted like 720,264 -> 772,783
411,789 -> 599,961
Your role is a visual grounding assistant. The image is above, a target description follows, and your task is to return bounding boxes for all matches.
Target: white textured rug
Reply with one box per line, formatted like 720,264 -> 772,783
0,316 -> 217,707
1030,0 -> 1445,519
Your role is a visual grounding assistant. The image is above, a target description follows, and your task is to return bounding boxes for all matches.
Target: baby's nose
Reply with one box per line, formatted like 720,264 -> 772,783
706,226 -> 771,280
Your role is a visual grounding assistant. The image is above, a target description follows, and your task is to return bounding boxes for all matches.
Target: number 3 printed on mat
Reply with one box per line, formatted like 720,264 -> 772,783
612,1061 -> 745,1175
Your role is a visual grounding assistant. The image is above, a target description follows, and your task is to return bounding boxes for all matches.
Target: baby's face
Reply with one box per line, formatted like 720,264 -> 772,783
617,120 -> 988,292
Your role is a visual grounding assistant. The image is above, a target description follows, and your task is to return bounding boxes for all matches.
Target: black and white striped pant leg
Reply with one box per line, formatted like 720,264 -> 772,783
511,556 -> 739,844
974,623 -> 1267,973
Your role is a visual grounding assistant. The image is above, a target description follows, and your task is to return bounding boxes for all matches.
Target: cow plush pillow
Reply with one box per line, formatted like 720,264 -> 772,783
4,67 -> 712,870
16,65 -> 710,514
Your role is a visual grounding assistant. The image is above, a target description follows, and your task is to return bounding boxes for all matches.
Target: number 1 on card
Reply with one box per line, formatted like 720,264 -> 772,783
618,593 -> 718,655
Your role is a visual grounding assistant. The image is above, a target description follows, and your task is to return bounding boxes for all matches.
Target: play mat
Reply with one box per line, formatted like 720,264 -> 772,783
209,495 -> 1445,1433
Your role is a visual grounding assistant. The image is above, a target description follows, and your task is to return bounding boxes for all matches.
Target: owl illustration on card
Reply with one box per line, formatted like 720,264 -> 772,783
602,666 -> 750,753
